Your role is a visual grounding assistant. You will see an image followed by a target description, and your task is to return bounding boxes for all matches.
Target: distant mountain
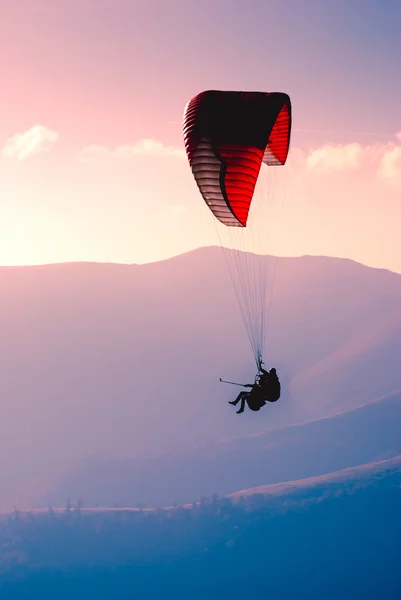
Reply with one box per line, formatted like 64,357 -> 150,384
1,457 -> 400,599
0,248 -> 400,510
22,389 -> 401,509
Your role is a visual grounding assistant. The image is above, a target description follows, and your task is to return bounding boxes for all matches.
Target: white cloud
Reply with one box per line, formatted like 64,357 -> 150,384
2,125 -> 59,160
78,134 -> 401,191
378,146 -> 401,188
80,138 -> 185,162
304,135 -> 401,189
306,143 -> 364,172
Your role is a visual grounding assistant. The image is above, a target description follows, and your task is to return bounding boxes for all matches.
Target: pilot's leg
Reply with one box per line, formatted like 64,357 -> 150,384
229,391 -> 247,406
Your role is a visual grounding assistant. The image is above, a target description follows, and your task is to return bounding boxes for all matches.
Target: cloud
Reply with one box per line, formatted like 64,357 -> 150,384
306,143 -> 365,172
78,134 -> 401,191
2,125 -> 59,160
304,134 -> 401,189
378,146 -> 401,188
80,138 -> 185,162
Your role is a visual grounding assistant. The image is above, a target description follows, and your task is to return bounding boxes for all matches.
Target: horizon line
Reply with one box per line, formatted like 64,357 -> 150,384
0,246 -> 399,276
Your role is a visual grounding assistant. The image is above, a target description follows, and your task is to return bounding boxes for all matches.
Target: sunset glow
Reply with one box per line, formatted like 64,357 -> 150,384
0,0 -> 400,272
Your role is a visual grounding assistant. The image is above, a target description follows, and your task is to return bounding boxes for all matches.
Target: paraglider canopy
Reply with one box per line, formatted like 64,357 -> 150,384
183,89 -> 292,369
183,90 -> 292,227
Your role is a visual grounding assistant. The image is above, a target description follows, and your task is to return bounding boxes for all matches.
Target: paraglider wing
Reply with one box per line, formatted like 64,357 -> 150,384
183,90 -> 292,227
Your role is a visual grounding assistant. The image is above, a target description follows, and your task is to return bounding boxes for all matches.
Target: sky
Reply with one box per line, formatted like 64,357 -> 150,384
0,0 -> 400,272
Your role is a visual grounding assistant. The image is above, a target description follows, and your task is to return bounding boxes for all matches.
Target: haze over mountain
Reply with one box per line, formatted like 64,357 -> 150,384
23,389 -> 401,509
0,247 -> 400,510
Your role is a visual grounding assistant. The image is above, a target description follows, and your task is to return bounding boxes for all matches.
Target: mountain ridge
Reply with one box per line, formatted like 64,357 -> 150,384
1,247 -> 400,509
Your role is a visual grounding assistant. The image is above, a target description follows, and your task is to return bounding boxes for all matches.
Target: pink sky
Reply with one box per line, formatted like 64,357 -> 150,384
0,0 -> 400,272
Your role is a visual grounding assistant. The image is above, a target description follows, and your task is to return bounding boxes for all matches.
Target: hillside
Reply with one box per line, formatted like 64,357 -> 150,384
0,248 -> 400,510
228,453 -> 401,500
1,456 -> 400,599
21,389 -> 401,509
